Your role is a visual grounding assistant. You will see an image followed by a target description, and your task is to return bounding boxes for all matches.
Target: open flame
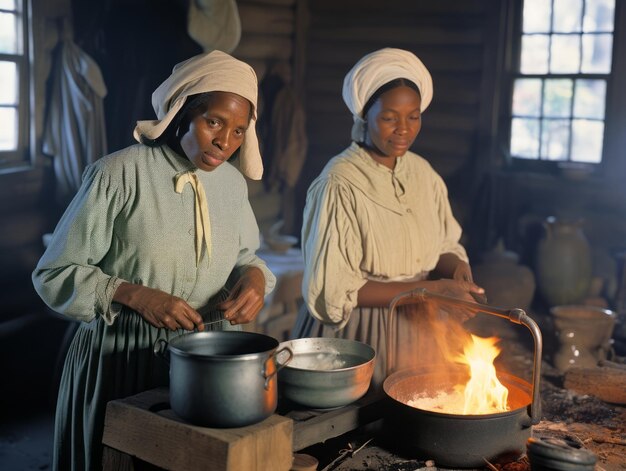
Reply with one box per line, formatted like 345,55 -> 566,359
407,334 -> 510,415
455,334 -> 509,414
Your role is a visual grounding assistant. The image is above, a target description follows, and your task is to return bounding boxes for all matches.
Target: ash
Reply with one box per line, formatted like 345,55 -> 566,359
540,372 -> 617,427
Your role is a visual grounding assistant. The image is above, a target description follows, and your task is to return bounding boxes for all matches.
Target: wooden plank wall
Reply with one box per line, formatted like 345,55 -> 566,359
295,0 -> 503,239
233,0 -> 304,235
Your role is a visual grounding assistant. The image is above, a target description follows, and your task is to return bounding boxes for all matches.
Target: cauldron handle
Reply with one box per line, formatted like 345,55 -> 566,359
387,288 -> 543,425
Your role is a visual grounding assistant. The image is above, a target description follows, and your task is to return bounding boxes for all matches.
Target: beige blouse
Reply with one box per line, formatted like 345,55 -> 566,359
302,142 -> 468,328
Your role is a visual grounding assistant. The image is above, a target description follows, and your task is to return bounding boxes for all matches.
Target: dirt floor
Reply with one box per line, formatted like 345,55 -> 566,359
302,326 -> 626,471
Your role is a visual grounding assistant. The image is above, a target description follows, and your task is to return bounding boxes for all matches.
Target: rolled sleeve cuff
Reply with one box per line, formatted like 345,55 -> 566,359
95,275 -> 127,325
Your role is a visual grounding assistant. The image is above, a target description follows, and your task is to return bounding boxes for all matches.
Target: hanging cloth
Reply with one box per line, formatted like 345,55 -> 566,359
266,83 -> 307,190
175,171 -> 212,266
42,39 -> 108,205
187,0 -> 241,54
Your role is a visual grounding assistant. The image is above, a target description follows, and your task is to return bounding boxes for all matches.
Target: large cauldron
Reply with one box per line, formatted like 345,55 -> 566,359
382,289 -> 542,468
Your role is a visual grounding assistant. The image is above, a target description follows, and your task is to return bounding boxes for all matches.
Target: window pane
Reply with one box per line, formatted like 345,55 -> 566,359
541,119 -> 570,161
543,79 -> 572,118
581,33 -> 613,73
574,79 -> 606,119
550,35 -> 581,73
0,61 -> 17,105
583,0 -> 615,32
0,107 -> 17,151
523,0 -> 552,33
571,119 -> 604,162
0,0 -> 16,10
521,34 -> 549,74
513,78 -> 542,117
511,117 -> 540,158
0,12 -> 18,54
553,0 -> 582,32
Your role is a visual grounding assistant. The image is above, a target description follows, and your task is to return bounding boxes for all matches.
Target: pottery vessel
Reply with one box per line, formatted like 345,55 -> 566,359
551,305 -> 615,373
536,217 -> 592,307
473,240 -> 535,311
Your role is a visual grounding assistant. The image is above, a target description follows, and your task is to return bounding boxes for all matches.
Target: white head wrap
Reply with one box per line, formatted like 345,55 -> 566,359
342,48 -> 434,142
134,50 -> 263,180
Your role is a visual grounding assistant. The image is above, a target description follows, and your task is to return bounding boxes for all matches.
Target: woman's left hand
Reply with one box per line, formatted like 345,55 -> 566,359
215,267 -> 266,324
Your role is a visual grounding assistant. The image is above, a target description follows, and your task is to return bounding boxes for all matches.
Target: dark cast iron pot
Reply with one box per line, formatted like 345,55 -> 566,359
382,289 -> 543,468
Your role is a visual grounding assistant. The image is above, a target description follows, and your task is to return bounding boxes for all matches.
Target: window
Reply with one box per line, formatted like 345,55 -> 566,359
508,0 -> 615,166
0,0 -> 31,173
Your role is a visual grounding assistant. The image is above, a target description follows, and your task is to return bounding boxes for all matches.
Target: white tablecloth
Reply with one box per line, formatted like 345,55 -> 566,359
257,247 -> 304,280
254,248 -> 304,329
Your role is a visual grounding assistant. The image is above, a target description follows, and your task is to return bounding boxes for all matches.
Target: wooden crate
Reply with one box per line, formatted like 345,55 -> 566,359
280,392 -> 385,451
102,387 -> 293,471
102,387 -> 386,470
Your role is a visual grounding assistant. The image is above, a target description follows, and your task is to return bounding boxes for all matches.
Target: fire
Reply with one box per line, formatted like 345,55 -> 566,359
407,334 -> 510,415
455,334 -> 509,414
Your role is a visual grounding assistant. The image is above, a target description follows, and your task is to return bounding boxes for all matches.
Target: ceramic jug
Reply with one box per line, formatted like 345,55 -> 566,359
536,217 -> 592,307
470,241 -> 536,339
473,239 -> 536,311
551,305 -> 615,372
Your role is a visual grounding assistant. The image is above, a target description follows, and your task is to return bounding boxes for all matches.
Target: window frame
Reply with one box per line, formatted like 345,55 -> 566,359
0,0 -> 34,175
500,0 -> 626,178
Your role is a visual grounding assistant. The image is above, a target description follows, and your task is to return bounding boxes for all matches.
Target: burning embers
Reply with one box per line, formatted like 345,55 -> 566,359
407,334 -> 510,415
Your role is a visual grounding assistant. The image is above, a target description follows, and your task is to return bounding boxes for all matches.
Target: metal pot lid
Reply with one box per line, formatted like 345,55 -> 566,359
527,437 -> 597,470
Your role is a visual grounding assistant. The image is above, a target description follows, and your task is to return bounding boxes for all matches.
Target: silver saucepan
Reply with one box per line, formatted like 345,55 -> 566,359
154,330 -> 292,428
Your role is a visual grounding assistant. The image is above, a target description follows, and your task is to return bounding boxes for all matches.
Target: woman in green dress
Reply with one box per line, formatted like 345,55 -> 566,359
32,50 -> 275,470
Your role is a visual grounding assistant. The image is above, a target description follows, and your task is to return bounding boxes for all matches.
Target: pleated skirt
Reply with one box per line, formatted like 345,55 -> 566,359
52,308 -> 239,471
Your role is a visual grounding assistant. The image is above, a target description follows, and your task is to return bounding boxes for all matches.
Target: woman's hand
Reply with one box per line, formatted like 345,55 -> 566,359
114,282 -> 204,331
451,260 -> 487,303
215,267 -> 265,325
424,277 -> 485,322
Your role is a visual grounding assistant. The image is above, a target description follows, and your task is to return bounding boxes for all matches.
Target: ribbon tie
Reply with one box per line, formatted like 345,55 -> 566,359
175,171 -> 211,265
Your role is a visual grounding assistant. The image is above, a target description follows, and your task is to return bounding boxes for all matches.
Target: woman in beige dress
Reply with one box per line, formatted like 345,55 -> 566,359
293,48 -> 485,389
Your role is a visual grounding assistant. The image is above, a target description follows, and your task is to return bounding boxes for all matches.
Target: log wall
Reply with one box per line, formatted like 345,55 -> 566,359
295,0 -> 503,239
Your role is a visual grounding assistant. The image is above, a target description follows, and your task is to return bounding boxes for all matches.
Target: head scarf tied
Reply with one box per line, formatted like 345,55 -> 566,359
342,48 -> 433,143
134,50 -> 263,180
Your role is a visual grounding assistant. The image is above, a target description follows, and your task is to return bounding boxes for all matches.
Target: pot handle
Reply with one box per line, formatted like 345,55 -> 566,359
153,338 -> 170,364
263,346 -> 293,390
388,288 -> 543,425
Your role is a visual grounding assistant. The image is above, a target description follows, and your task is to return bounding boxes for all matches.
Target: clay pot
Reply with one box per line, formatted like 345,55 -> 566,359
536,217 -> 592,307
473,240 -> 536,311
551,305 -> 616,373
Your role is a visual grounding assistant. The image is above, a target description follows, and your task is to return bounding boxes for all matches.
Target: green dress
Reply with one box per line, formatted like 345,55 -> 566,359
32,144 -> 275,471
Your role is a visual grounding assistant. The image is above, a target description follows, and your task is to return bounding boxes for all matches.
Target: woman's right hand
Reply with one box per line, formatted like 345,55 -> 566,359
114,282 -> 204,331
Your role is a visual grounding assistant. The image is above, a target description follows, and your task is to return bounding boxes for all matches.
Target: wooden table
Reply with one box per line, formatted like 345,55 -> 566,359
101,387 -> 384,471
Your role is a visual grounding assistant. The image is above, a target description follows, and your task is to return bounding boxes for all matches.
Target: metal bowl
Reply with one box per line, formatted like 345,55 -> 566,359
276,338 -> 375,409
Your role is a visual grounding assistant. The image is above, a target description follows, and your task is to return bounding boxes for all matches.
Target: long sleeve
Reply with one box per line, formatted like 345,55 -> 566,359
302,175 -> 367,328
32,162 -> 127,323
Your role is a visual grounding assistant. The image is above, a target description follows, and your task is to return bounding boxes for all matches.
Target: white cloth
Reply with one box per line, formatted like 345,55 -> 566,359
342,48 -> 433,142
187,0 -> 241,53
133,50 -> 263,180
42,40 -> 108,204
